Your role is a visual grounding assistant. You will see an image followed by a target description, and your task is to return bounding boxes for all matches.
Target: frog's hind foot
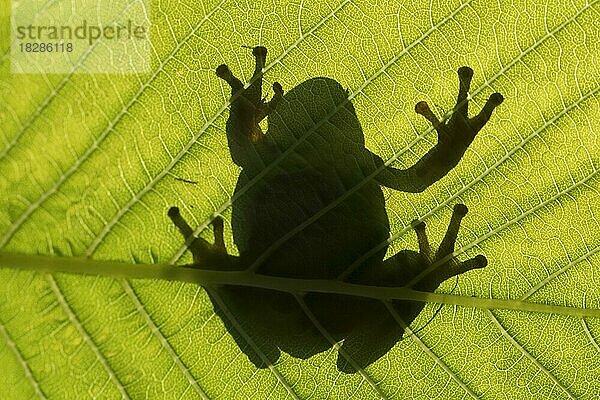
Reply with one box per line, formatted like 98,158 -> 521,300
168,207 -> 237,268
216,46 -> 284,127
411,204 -> 487,286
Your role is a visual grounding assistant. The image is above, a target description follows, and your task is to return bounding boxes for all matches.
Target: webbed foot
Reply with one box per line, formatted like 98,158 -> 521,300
168,207 -> 237,268
411,204 -> 487,288
216,46 -> 283,137
415,66 -> 503,148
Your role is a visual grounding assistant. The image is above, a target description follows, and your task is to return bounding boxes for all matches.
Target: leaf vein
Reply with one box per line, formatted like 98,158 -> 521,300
487,310 -> 576,399
0,316 -> 47,400
120,279 -> 211,400
385,302 -> 480,399
46,274 -> 131,400
581,319 -> 600,353
522,244 -> 600,300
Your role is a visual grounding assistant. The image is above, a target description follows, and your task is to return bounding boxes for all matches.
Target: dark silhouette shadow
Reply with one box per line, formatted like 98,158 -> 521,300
168,46 -> 503,372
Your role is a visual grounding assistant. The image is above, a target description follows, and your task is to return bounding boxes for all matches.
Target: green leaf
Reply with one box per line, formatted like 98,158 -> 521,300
1,0 -> 599,398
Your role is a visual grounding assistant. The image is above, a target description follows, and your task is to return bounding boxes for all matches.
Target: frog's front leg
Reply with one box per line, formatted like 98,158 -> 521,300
168,207 -> 240,269
376,67 -> 504,193
215,46 -> 283,171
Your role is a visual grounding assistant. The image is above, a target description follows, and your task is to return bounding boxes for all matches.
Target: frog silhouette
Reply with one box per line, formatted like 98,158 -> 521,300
168,46 -> 503,372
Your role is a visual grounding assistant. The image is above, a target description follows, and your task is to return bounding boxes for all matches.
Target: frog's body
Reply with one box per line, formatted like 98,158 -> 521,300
232,77 -> 388,279
168,46 -> 503,372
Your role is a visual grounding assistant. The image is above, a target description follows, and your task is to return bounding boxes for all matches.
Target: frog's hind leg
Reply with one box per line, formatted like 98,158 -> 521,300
376,204 -> 488,343
167,207 -> 238,269
336,302 -> 403,373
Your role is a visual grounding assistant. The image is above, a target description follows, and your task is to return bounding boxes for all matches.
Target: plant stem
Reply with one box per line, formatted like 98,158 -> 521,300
1,251 -> 598,318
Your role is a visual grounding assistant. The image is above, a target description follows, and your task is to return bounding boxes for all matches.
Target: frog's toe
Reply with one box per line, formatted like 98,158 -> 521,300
211,216 -> 226,251
415,101 -> 441,128
216,64 -> 244,92
436,207 -> 488,280
249,45 -> 267,82
468,92 -> 504,132
489,92 -> 504,106
457,66 -> 473,80
167,206 -> 180,218
458,254 -> 488,273
252,45 -> 267,61
475,254 -> 488,267
453,66 -> 474,118
168,206 -> 195,241
411,219 -> 433,263
273,82 -> 283,96
215,64 -> 230,79
436,203 -> 469,258
257,82 -> 285,121
268,82 -> 284,107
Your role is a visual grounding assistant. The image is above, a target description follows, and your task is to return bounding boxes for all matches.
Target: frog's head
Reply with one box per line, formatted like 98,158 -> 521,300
267,77 -> 366,149
217,47 -> 367,172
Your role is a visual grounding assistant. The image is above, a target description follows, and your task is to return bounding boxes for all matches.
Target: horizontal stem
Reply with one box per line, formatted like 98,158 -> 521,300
1,251 -> 598,319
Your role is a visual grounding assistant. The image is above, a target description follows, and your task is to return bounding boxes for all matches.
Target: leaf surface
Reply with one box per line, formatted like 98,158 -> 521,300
0,0 -> 599,398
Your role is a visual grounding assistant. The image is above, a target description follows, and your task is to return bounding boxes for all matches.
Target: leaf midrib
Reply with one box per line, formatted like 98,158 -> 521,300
2,253 -> 599,319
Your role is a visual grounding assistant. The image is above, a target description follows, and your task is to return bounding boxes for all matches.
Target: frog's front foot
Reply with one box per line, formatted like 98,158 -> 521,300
415,66 -> 503,149
411,204 -> 487,289
376,67 -> 503,193
215,46 -> 283,141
